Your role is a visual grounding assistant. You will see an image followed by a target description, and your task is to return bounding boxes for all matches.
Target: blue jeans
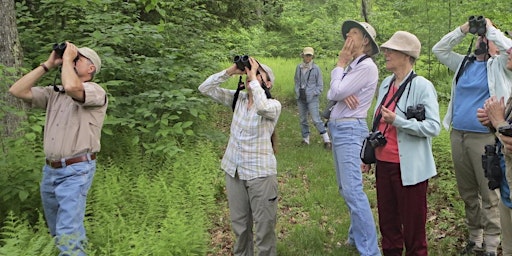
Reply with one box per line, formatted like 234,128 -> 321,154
40,156 -> 96,256
297,97 -> 326,138
328,119 -> 381,256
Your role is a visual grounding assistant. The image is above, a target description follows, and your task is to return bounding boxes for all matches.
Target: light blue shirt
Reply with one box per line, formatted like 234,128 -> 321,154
373,71 -> 441,185
452,61 -> 490,132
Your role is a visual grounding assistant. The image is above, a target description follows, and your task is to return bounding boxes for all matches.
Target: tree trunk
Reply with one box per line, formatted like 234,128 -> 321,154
0,0 -> 26,146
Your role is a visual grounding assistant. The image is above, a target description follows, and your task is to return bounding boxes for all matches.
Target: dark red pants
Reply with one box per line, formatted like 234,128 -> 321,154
376,161 -> 428,256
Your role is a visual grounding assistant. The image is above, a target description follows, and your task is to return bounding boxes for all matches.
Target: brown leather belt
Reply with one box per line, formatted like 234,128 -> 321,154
46,153 -> 96,169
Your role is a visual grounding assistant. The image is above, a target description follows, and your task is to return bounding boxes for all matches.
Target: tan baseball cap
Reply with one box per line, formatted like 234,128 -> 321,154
302,47 -> 315,55
78,47 -> 101,74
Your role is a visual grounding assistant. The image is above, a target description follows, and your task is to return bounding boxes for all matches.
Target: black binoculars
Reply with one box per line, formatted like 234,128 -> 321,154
482,144 -> 502,190
468,15 -> 486,36
234,55 -> 251,71
53,42 -> 67,57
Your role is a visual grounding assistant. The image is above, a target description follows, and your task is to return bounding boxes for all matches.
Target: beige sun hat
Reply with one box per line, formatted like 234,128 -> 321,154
259,64 -> 275,83
380,31 -> 421,59
78,47 -> 102,74
302,47 -> 315,56
341,20 -> 379,56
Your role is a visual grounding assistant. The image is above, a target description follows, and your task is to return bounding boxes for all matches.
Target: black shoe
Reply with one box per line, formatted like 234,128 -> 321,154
324,142 -> 332,150
460,240 -> 484,255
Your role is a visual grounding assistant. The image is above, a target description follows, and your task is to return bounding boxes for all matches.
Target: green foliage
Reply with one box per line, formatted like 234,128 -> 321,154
85,143 -> 222,255
0,110 -> 45,224
5,0 -> 512,254
0,212 -> 57,255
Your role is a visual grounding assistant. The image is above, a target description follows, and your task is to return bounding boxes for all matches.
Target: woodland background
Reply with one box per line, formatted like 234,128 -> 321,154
1,0 -> 512,255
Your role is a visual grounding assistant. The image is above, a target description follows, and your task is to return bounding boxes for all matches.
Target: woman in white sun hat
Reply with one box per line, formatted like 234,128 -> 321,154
327,19 -> 381,256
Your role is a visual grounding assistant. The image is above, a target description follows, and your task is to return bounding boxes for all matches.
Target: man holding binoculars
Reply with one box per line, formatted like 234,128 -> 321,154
433,16 -> 512,255
8,42 -> 106,256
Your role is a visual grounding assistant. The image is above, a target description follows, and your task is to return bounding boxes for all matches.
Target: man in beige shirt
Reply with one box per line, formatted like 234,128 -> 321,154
9,42 -> 107,256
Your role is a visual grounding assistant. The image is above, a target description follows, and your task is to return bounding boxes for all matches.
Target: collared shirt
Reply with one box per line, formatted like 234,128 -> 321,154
327,54 -> 378,119
198,70 -> 281,180
31,83 -> 108,160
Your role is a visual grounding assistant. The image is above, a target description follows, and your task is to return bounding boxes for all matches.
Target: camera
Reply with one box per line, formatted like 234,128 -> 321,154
481,144 -> 502,190
499,124 -> 512,137
53,42 -> 67,57
406,104 -> 426,121
368,130 -> 387,148
233,55 -> 251,71
468,15 -> 486,36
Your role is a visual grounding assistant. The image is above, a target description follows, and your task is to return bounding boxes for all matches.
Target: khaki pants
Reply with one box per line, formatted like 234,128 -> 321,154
225,173 -> 278,256
500,201 -> 512,255
450,129 -> 501,247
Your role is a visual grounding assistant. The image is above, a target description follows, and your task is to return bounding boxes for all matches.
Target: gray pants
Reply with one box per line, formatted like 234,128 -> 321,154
450,129 -> 501,249
226,173 -> 278,256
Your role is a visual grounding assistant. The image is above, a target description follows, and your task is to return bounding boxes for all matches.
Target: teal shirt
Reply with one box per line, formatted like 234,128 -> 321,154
373,72 -> 441,185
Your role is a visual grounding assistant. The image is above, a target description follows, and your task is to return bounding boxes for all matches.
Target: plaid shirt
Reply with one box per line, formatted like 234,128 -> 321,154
199,70 -> 281,180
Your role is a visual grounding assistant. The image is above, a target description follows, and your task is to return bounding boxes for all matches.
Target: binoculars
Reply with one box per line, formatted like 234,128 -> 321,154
53,42 -> 67,57
233,55 -> 251,71
482,144 -> 502,190
468,15 -> 486,36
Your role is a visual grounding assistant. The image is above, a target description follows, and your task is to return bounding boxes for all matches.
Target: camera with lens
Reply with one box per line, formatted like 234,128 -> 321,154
368,130 -> 387,148
233,55 -> 251,71
481,144 -> 502,190
406,104 -> 426,121
468,15 -> 487,36
53,42 -> 67,57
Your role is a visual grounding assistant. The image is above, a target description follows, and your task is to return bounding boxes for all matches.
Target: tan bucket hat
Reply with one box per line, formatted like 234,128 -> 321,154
341,20 -> 379,56
380,31 -> 421,59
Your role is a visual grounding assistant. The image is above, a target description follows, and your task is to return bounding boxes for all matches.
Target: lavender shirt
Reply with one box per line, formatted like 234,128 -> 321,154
327,54 -> 379,119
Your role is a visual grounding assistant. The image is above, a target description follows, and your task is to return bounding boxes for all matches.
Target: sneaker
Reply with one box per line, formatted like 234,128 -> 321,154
324,142 -> 332,150
460,240 -> 484,255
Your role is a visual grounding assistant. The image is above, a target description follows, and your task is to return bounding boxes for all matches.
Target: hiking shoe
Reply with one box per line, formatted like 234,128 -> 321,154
460,240 -> 484,255
324,142 -> 332,150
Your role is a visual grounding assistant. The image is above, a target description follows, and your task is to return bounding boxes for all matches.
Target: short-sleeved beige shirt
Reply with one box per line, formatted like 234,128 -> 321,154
31,82 -> 108,160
